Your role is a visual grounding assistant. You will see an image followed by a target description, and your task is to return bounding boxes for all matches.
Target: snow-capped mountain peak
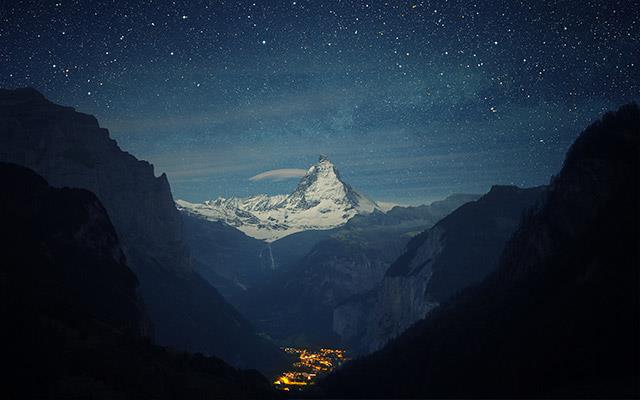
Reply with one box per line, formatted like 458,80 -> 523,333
285,155 -> 376,212
176,156 -> 381,241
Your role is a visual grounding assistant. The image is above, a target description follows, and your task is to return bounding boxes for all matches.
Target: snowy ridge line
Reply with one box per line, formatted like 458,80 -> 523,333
176,155 -> 381,242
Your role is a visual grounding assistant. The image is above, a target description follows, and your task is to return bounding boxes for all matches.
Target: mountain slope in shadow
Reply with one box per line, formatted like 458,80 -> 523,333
335,185 -> 545,355
320,103 -> 640,398
0,87 -> 285,373
0,162 -> 278,399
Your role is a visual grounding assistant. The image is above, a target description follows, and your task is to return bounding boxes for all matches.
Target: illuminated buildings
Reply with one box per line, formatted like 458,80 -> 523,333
273,347 -> 348,391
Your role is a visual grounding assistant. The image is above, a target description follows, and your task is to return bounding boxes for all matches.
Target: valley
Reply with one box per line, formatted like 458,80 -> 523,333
178,155 -> 481,350
0,88 -> 637,398
1,0 -> 638,396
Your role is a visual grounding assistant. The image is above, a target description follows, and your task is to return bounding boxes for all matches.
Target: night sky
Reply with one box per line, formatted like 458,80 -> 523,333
1,1 -> 638,204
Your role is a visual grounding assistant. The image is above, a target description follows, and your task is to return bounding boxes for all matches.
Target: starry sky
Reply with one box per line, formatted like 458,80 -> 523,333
1,0 -> 638,204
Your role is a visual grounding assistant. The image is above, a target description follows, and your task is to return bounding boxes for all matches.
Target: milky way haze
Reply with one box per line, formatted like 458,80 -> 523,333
1,0 -> 638,203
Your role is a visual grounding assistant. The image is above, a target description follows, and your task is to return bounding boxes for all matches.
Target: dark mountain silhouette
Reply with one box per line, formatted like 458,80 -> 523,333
387,185 -> 546,300
0,87 -> 285,373
0,162 -> 277,399
320,103 -> 640,398
335,185 -> 545,354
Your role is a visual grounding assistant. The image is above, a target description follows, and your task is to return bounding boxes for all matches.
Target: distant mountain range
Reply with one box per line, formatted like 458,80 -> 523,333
174,151 -> 482,347
177,155 -> 381,241
176,155 -> 485,345
178,173 -> 479,346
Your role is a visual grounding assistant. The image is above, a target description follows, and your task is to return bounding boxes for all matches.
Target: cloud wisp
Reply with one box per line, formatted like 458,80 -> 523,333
249,168 -> 307,182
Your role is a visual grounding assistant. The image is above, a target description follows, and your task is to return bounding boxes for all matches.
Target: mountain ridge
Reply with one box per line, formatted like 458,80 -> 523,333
0,87 -> 286,374
0,162 -> 277,399
177,155 -> 381,241
320,103 -> 640,398
333,184 -> 546,354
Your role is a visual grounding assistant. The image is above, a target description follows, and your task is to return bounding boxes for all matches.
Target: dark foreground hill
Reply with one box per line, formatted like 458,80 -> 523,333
0,162 -> 278,399
320,103 -> 640,398
0,87 -> 285,373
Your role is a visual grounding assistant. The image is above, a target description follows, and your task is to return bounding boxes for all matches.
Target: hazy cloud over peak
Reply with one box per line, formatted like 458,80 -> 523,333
249,169 -> 307,182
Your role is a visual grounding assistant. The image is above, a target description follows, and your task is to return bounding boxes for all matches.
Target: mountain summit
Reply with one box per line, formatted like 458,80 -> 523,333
177,156 -> 381,241
286,155 -> 379,214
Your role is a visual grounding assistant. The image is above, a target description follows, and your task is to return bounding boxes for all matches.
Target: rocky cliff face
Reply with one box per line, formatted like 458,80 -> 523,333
180,213 -> 271,299
333,228 -> 443,352
0,163 -> 278,399
0,88 -> 285,373
0,161 -> 142,333
295,193 -> 480,308
0,88 -> 188,275
298,239 -> 391,305
334,185 -> 545,354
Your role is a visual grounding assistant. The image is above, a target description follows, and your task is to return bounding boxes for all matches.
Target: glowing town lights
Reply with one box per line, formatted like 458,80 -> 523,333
273,347 -> 348,391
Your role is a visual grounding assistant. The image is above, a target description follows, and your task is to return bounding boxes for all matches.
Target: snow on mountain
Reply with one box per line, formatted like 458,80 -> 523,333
176,155 -> 382,241
376,201 -> 402,212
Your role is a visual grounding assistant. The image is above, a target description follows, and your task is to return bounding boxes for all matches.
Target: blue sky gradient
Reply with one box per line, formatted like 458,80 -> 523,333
2,0 -> 638,204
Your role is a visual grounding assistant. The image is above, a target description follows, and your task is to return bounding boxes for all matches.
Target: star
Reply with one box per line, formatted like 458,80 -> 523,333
0,0 -> 634,203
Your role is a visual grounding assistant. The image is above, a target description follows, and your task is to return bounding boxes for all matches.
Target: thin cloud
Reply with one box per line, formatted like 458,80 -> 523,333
249,169 -> 307,182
